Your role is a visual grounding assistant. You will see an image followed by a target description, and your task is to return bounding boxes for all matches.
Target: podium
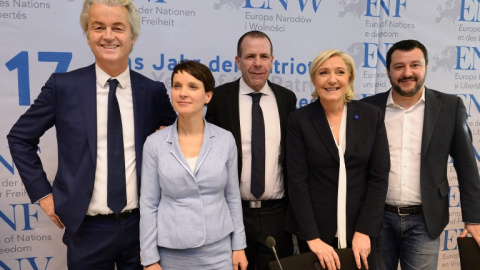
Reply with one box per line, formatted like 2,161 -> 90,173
269,249 -> 366,270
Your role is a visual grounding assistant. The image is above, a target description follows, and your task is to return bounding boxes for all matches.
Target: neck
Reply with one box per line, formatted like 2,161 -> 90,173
177,114 -> 205,136
98,61 -> 128,78
320,99 -> 345,115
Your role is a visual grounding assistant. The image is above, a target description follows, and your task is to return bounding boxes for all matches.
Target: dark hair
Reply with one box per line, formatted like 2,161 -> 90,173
171,61 -> 215,92
386,39 -> 428,70
237,30 -> 273,57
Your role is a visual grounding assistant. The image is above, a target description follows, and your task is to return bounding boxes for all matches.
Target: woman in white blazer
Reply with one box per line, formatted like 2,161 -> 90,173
140,61 -> 248,270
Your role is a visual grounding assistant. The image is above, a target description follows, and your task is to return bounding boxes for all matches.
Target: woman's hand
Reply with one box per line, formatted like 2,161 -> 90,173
144,262 -> 162,270
352,232 -> 370,269
307,238 -> 340,270
232,249 -> 248,270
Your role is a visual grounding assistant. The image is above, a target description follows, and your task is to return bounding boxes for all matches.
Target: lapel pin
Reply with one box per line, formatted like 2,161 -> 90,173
355,115 -> 359,119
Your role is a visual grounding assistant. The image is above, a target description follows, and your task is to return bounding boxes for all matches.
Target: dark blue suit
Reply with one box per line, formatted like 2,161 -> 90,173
7,64 -> 176,267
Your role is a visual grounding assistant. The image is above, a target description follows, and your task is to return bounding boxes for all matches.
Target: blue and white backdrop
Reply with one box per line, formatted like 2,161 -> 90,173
1,0 -> 479,269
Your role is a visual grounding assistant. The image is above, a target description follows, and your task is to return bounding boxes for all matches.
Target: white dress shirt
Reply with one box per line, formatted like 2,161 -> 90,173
238,78 -> 284,200
384,89 -> 425,206
86,64 -> 138,215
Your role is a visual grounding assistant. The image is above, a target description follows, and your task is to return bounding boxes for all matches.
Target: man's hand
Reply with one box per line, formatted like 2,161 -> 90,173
352,232 -> 370,269
39,194 -> 64,229
460,223 -> 480,247
307,238 -> 341,270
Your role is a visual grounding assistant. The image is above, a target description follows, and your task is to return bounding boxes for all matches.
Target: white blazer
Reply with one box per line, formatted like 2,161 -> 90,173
140,119 -> 246,265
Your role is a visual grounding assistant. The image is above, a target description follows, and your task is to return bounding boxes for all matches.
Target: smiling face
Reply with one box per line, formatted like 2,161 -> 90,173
86,3 -> 135,76
312,56 -> 350,106
235,36 -> 273,92
171,71 -> 213,117
388,48 -> 427,98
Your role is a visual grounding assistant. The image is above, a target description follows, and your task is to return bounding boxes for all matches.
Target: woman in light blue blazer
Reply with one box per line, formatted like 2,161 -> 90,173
140,61 -> 248,270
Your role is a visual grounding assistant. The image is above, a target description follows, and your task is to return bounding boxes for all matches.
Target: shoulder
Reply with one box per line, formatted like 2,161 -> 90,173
206,122 -> 235,141
426,88 -> 458,102
144,124 -> 172,146
269,81 -> 296,98
361,90 -> 389,104
351,99 -> 382,112
130,69 -> 165,88
289,100 -> 317,119
214,80 -> 239,93
51,64 -> 95,79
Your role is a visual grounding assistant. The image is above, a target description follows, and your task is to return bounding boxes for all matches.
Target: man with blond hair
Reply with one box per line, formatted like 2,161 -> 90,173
7,1 -> 176,269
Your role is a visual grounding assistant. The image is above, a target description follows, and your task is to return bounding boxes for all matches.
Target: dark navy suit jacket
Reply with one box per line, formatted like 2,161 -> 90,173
7,64 -> 176,234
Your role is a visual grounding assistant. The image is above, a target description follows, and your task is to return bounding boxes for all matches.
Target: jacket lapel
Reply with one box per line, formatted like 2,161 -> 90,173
344,102 -> 361,161
421,88 -> 442,158
167,120 -> 213,178
225,80 -> 242,146
308,100 -> 339,162
270,81 -> 287,162
130,70 -> 148,180
78,64 -> 98,166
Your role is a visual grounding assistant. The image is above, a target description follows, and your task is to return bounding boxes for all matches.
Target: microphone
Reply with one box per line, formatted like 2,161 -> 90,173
266,236 -> 283,270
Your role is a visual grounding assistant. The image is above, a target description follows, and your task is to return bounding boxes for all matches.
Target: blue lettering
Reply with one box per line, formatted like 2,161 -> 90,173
0,203 -> 40,231
459,0 -> 480,22
244,0 -> 272,9
133,58 -> 144,70
363,42 -> 393,68
455,46 -> 480,70
0,257 -> 55,270
243,0 -> 322,11
298,0 -> 322,12
449,186 -> 461,207
38,52 -> 72,73
473,144 -> 480,163
442,229 -> 464,251
5,51 -> 30,106
0,154 -> 15,174
365,0 -> 406,17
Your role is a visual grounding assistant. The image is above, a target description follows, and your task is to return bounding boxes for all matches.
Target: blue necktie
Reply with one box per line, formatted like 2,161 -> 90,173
248,93 -> 265,199
107,79 -> 126,214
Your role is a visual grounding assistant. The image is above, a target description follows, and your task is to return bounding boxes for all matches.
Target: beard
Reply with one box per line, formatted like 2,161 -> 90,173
389,73 -> 426,97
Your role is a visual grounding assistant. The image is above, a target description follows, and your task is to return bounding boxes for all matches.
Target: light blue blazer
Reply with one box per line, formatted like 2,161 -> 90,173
140,119 -> 246,265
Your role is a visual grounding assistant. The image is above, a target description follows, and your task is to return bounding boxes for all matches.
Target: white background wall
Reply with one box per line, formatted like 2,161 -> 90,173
1,0 -> 479,269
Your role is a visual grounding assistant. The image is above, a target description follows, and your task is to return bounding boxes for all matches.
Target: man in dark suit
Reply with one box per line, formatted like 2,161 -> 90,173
7,1 -> 176,269
363,39 -> 480,270
205,30 -> 296,270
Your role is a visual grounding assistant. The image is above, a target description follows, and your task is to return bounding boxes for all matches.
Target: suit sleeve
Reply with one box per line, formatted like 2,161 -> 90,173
451,98 -> 480,223
205,90 -> 218,125
286,112 -> 321,240
354,108 -> 390,237
140,136 -> 162,265
156,82 -> 177,126
224,133 -> 247,250
7,74 -> 57,202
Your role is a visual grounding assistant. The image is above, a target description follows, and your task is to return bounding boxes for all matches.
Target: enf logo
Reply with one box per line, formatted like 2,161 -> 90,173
459,0 -> 480,22
455,46 -> 480,70
365,0 -> 407,17
362,42 -> 394,68
242,0 -> 323,12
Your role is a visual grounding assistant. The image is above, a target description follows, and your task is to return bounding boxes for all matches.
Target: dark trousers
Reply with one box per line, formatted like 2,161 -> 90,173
242,200 -> 294,270
62,211 -> 142,270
